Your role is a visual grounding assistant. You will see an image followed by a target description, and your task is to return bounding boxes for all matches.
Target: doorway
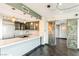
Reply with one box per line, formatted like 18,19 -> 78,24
56,25 -> 60,38
48,20 -> 67,47
55,20 -> 67,48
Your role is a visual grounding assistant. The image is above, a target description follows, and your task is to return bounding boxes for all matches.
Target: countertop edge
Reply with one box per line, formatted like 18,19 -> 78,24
0,36 -> 40,48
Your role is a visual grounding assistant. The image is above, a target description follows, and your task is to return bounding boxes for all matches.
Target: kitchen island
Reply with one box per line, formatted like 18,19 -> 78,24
0,34 -> 41,56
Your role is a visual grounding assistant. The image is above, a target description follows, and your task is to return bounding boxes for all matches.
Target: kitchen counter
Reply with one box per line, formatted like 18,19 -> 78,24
0,34 -> 41,56
0,34 -> 40,48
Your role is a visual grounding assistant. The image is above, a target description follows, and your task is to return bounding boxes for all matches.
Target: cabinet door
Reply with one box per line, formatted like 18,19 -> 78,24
15,22 -> 20,30
30,22 -> 34,30
34,22 -> 39,30
67,19 -> 77,49
25,22 -> 30,30
25,22 -> 39,30
20,23 -> 25,30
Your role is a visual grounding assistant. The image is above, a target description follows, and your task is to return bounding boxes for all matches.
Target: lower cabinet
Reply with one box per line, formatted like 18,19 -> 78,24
1,38 -> 40,56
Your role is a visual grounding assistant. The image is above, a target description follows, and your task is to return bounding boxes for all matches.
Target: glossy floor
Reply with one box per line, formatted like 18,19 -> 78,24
26,39 -> 79,56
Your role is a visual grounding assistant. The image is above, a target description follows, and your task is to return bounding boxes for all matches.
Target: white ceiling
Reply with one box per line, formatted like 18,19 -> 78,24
0,3 -> 38,22
0,4 -> 26,20
24,3 -> 79,17
0,3 -> 79,21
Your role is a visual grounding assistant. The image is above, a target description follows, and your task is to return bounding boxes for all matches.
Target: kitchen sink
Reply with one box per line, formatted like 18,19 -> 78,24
19,35 -> 29,38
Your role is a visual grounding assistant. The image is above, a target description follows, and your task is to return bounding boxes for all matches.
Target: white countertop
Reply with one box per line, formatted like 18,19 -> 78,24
0,35 -> 40,48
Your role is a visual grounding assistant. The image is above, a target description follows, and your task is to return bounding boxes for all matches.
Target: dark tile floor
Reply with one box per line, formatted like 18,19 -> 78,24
25,39 -> 79,56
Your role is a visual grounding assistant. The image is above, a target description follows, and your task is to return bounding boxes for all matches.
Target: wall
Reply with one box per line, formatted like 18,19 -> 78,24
39,17 -> 48,44
78,19 -> 79,48
0,16 -> 2,40
67,19 -> 77,49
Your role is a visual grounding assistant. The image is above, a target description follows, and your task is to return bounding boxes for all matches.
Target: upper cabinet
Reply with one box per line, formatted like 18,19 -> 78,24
20,23 -> 25,30
15,22 -> 20,30
25,21 -> 39,30
15,21 -> 39,30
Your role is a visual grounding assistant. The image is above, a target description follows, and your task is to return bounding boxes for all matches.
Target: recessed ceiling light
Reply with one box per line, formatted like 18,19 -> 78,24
24,21 -> 26,24
11,17 -> 16,22
12,8 -> 16,10
47,5 -> 51,8
75,13 -> 78,16
23,12 -> 26,15
30,22 -> 33,25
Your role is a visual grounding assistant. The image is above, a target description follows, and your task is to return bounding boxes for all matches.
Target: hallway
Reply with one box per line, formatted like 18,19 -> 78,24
25,39 -> 79,56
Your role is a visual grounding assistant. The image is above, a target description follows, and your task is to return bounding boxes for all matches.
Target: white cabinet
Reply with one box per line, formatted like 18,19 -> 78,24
2,20 -> 15,39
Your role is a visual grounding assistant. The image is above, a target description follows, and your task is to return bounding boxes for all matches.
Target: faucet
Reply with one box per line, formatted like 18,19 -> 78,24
26,31 -> 29,35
